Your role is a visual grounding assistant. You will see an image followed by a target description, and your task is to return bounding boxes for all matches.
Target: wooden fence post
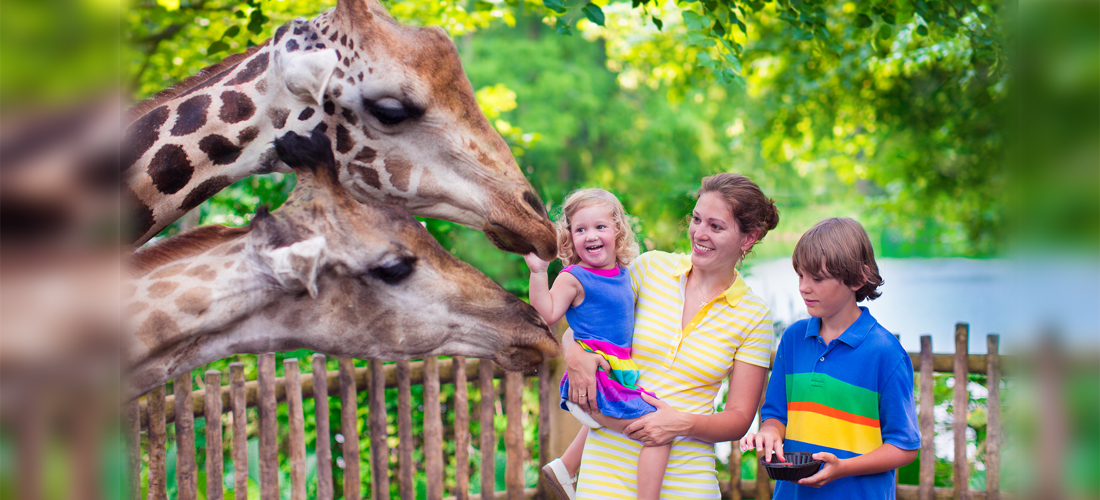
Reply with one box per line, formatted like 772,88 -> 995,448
480,360 -> 497,500
425,357 -> 444,500
986,335 -> 1001,500
339,358 -> 361,500
125,400 -> 143,500
258,353 -> 279,500
397,360 -> 415,500
505,371 -> 524,500
537,358 -> 551,500
147,385 -> 168,500
918,336 -> 934,500
754,386 -> 771,500
229,362 -> 247,500
285,359 -> 307,500
454,357 -> 471,500
175,374 -> 197,500
204,370 -> 224,500
370,360 -> 391,499
729,444 -> 742,500
953,323 -> 970,500
313,354 -> 334,500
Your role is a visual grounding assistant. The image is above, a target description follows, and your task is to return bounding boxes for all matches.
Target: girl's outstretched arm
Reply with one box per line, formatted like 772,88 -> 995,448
524,253 -> 582,325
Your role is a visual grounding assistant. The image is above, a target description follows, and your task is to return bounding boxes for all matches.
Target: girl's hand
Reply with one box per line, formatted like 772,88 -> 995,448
622,393 -> 691,447
563,330 -> 610,413
740,427 -> 785,463
797,452 -> 845,488
524,252 -> 551,274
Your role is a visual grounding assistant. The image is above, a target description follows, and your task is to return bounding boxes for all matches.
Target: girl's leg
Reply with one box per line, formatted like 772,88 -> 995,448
562,427 -> 589,475
636,443 -> 672,500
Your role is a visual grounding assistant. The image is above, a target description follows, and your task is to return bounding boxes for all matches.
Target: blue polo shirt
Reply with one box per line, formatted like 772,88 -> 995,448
761,307 -> 920,499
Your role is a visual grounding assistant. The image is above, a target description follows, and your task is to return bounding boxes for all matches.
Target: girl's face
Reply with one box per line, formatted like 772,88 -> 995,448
570,204 -> 618,269
688,192 -> 758,274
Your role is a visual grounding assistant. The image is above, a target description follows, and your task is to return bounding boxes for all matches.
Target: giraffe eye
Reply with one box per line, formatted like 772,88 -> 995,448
364,98 -> 423,126
369,256 -> 417,284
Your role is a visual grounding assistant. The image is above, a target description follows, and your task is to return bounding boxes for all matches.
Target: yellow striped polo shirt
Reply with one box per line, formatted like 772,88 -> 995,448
575,251 -> 776,499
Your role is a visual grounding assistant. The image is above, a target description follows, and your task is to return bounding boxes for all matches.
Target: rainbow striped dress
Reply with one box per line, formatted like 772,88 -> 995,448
558,265 -> 658,419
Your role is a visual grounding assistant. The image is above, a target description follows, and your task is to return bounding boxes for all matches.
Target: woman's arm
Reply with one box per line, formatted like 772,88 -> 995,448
561,329 -> 610,413
524,253 -> 581,325
623,360 -> 768,446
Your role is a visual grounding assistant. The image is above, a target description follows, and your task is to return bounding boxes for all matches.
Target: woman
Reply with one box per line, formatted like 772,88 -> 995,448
562,173 -> 780,499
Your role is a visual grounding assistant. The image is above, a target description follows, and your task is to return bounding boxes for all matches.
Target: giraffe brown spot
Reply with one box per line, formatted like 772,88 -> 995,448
148,144 -> 193,194
150,263 -> 188,279
360,125 -> 376,140
219,91 -> 256,124
215,242 -> 245,256
310,32 -> 318,41
335,124 -> 355,154
238,125 -> 260,145
346,76 -> 355,85
123,105 -> 169,172
351,163 -> 382,190
341,107 -> 358,126
125,301 -> 149,316
175,287 -> 213,315
124,284 -> 137,299
384,157 -> 412,192
331,85 -> 343,98
333,68 -> 345,79
321,25 -> 329,35
417,169 -> 447,200
224,262 -> 233,269
127,190 -> 156,242
292,26 -> 304,35
340,33 -> 347,46
323,101 -> 335,115
237,261 -> 250,272
357,72 -> 364,82
348,39 -> 354,50
298,107 -> 315,121
274,24 -> 289,43
267,107 -> 289,129
313,122 -> 328,134
285,38 -> 300,52
185,264 -> 218,281
315,43 -> 326,49
342,57 -> 351,67
147,280 -> 180,299
226,52 -> 270,85
170,95 -> 211,137
137,310 -> 180,346
179,175 -> 233,212
254,79 -> 268,95
354,146 -> 376,164
198,134 -> 243,165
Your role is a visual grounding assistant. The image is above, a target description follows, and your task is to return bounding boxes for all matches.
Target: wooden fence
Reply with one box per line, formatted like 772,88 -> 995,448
126,323 -> 1015,500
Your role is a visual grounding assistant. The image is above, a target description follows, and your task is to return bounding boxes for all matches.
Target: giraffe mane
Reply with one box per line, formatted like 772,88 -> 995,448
127,41 -> 270,123
128,224 -> 254,276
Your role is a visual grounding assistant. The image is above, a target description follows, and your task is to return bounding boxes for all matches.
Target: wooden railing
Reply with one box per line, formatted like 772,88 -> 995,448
126,323 -> 1019,500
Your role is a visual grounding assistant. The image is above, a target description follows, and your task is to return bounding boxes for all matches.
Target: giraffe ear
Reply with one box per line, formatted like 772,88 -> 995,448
264,236 -> 327,298
276,48 -> 338,107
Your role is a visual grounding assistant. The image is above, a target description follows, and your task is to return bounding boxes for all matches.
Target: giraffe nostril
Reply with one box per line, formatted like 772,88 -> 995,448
522,191 -> 547,218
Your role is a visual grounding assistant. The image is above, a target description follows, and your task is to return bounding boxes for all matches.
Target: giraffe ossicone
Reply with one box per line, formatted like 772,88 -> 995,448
124,0 -> 557,260
123,131 -> 560,401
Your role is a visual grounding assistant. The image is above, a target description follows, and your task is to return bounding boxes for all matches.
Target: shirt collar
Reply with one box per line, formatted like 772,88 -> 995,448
674,254 -> 750,307
804,306 -> 876,348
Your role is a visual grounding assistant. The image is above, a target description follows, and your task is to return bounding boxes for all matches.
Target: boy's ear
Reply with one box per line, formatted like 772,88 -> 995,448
849,264 -> 873,292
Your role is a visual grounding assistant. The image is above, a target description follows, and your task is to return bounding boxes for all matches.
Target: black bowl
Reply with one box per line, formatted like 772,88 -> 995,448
759,452 -> 823,482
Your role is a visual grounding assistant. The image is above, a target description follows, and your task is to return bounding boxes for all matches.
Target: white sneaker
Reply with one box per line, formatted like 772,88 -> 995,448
542,458 -> 577,500
565,401 -> 603,429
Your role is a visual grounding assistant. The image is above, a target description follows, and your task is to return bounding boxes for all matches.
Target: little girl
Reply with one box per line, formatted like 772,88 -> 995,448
524,188 -> 670,500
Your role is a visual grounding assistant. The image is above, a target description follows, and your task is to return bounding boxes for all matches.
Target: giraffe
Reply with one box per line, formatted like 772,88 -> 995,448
123,130 -> 559,401
124,0 -> 557,259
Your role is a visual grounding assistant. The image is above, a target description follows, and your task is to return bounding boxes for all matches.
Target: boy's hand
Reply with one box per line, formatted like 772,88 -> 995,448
739,428 -> 785,463
524,252 -> 551,274
797,452 -> 844,488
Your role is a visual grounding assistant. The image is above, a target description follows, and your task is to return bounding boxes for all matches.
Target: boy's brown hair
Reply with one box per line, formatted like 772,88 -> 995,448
792,217 -> 884,302
555,188 -> 639,267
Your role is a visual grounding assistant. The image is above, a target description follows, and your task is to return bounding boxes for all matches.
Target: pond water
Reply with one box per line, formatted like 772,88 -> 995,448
741,256 -> 1100,355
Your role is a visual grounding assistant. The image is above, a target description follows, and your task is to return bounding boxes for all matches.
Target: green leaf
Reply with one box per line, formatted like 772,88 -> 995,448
475,0 -> 495,11
234,9 -> 246,18
916,24 -> 929,36
794,27 -> 813,40
712,18 -> 726,36
223,25 -> 240,39
881,11 -> 896,24
855,13 -> 873,28
543,0 -> 568,13
686,31 -> 715,47
208,40 -> 230,55
555,18 -> 572,35
652,16 -> 663,30
723,50 -> 742,72
247,9 -> 266,34
876,24 -> 892,40
581,3 -> 605,26
682,10 -> 707,31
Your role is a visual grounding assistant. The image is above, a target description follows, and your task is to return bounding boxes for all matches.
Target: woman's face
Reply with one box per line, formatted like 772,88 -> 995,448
688,192 -> 758,274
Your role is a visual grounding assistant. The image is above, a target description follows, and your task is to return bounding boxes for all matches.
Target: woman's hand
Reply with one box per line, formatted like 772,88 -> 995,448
622,393 -> 692,447
796,452 -> 845,488
562,330 -> 609,413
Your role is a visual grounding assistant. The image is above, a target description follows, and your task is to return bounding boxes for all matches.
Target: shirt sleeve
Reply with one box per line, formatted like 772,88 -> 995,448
730,301 -> 775,369
627,251 -> 650,298
878,355 -> 922,450
759,327 -> 790,425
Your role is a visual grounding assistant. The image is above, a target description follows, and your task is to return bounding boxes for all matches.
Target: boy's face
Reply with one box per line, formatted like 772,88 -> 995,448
796,261 -> 861,320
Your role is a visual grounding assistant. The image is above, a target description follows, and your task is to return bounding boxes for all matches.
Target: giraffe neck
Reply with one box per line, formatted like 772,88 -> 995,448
123,13 -> 395,245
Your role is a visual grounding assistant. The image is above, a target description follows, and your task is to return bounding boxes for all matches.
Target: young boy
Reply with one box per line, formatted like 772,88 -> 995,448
740,217 -> 920,499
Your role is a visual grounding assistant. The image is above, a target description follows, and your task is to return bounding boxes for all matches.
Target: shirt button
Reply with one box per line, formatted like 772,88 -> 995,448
690,322 -> 695,326
819,357 -> 825,361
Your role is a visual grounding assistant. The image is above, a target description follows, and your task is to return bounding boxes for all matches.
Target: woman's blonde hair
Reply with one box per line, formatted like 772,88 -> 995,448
555,188 -> 639,267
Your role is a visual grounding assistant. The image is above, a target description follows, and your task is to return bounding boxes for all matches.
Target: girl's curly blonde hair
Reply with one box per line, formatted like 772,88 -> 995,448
555,188 -> 639,268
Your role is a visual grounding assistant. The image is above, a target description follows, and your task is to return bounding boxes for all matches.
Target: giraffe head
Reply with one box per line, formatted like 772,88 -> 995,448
124,130 -> 558,398
125,0 -> 557,260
